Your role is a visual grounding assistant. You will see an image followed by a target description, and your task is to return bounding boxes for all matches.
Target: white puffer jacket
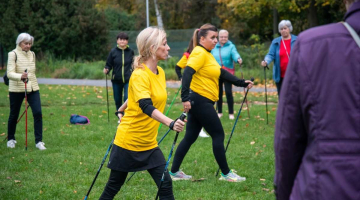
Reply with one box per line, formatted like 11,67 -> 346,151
7,45 -> 39,92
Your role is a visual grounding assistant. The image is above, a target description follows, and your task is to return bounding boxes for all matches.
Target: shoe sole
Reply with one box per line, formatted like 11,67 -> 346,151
219,177 -> 246,182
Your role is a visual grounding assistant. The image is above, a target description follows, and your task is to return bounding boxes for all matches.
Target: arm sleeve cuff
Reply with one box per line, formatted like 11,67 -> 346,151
181,66 -> 196,102
139,98 -> 156,117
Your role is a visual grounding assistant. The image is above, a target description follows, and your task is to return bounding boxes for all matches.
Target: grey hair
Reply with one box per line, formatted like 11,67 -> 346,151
278,20 -> 293,33
219,29 -> 229,35
16,33 -> 34,46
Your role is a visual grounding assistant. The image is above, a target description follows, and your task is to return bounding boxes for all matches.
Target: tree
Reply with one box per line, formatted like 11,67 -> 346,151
0,0 -> 109,60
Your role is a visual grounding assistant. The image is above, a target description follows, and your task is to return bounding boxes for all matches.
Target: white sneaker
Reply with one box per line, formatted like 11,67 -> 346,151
117,120 -> 120,124
229,114 -> 235,120
199,129 -> 210,138
36,142 -> 47,150
218,113 -> 223,118
7,140 -> 17,148
219,169 -> 246,182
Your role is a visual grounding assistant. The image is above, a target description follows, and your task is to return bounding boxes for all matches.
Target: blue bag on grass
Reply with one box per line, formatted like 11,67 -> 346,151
70,114 -> 90,125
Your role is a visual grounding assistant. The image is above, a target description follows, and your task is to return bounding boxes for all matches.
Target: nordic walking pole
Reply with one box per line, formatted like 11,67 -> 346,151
216,78 -> 254,177
24,69 -> 28,151
3,105 -> 30,142
155,113 -> 187,200
239,63 -> 250,118
158,86 -> 182,131
263,63 -> 269,124
126,128 -> 172,184
84,136 -> 114,200
105,73 -> 110,123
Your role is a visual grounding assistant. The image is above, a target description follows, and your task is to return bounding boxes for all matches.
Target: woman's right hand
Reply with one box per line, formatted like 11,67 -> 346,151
172,119 -> 185,132
103,68 -> 109,74
21,72 -> 28,80
261,61 -> 268,67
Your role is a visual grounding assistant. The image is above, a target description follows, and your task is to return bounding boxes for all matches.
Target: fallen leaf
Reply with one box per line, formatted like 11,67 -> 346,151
73,190 -> 77,193
263,145 -> 266,148
246,123 -> 249,127
1,133 -> 5,136
260,178 -> 266,181
250,141 -> 255,145
262,188 -> 270,192
14,180 -> 21,183
6,177 -> 11,179
97,96 -> 103,99
102,111 -> 107,114
80,162 -> 82,165
40,190 -> 43,194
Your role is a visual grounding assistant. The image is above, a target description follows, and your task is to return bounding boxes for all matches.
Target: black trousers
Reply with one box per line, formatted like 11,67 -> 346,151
171,92 -> 230,175
8,90 -> 43,143
217,79 -> 234,114
275,77 -> 284,98
99,164 -> 174,200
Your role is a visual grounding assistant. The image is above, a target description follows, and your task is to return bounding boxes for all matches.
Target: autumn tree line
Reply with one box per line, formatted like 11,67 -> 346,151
0,0 -> 346,62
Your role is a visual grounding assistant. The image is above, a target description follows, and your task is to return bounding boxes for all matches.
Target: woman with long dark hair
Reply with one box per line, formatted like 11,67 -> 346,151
170,24 -> 253,182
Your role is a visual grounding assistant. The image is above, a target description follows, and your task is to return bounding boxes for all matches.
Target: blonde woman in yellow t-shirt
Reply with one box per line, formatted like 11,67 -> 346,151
170,24 -> 253,182
99,27 -> 185,200
175,38 -> 209,138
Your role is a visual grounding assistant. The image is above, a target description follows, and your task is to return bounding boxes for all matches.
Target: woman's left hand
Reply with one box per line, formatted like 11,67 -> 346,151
245,80 -> 253,89
238,58 -> 243,65
182,101 -> 191,113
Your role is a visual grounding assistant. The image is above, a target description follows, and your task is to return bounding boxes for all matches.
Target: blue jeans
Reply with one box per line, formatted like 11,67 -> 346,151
112,81 -> 129,110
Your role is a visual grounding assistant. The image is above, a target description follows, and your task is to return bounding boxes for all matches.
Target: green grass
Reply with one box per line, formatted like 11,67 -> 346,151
0,84 -> 277,200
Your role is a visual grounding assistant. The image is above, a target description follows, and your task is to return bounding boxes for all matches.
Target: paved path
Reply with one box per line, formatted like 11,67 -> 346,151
1,78 -> 277,92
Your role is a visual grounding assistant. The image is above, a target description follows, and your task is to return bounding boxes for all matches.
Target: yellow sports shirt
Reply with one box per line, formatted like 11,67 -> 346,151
176,53 -> 189,69
187,46 -> 221,102
114,64 -> 167,151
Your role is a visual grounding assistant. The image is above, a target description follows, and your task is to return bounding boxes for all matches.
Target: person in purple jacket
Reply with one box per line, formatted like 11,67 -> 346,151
274,0 -> 360,200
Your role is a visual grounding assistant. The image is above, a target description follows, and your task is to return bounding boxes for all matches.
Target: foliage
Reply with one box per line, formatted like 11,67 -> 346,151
0,84 -> 278,199
0,0 -> 109,61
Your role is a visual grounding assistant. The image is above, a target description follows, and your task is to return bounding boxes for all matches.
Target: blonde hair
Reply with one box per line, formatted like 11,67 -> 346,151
192,23 -> 218,49
133,27 -> 167,69
16,33 -> 34,46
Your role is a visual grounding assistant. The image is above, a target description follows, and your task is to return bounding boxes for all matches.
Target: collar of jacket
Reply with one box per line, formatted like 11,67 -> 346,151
198,44 -> 211,52
214,40 -> 233,48
117,45 -> 129,50
344,1 -> 360,20
273,35 -> 297,44
16,45 -> 32,56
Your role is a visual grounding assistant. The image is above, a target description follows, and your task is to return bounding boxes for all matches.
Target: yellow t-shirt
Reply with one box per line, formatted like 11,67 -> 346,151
176,53 -> 189,69
187,46 -> 221,102
114,64 -> 167,151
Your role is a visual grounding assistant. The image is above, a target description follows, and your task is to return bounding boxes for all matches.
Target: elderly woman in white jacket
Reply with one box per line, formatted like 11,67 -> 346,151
6,33 -> 46,150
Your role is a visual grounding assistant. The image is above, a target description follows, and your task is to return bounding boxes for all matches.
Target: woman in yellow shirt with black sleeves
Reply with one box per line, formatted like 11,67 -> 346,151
99,27 -> 185,200
170,24 -> 253,182
175,38 -> 209,138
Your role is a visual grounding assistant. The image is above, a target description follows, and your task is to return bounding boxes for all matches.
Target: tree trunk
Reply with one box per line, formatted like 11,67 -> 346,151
273,8 -> 279,38
308,0 -> 318,28
154,0 -> 163,28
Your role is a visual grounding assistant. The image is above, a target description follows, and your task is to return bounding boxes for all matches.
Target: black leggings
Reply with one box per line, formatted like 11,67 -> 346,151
275,77 -> 284,97
171,92 -> 230,175
99,164 -> 174,200
217,79 -> 234,114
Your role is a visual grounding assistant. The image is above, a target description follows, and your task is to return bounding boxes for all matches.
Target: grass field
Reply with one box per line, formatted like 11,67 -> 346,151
0,84 -> 278,200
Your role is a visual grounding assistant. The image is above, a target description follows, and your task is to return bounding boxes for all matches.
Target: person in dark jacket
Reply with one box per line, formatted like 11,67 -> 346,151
274,1 -> 360,199
104,32 -> 135,111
